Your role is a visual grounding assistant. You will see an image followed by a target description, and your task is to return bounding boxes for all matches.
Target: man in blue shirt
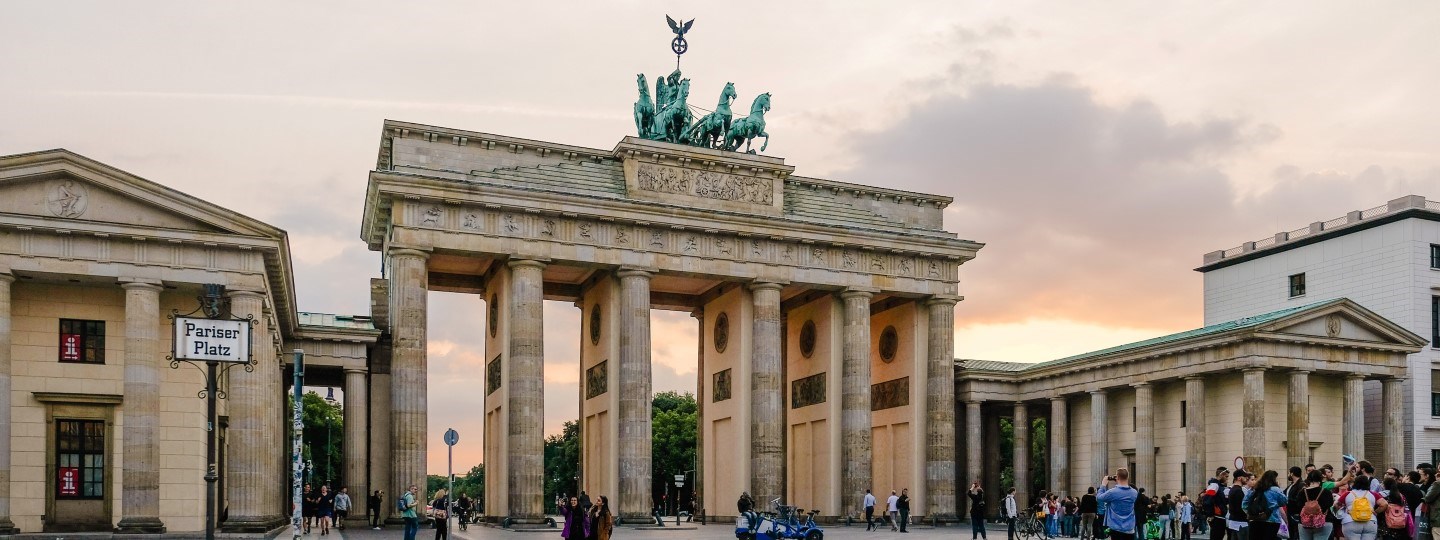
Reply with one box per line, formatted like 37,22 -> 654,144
1098,468 -> 1139,540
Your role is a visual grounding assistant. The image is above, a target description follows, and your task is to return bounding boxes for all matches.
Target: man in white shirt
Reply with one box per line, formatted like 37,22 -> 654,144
864,489 -> 877,531
887,491 -> 901,532
1005,488 -> 1019,540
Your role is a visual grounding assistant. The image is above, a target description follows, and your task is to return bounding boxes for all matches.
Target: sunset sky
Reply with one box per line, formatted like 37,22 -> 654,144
3,2 -> 1438,474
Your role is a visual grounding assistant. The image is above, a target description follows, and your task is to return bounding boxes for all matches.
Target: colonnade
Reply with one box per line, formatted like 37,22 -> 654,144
963,369 -> 1406,514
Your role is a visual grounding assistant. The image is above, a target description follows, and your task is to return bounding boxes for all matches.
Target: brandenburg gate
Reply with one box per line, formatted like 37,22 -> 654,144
361,118 -> 982,523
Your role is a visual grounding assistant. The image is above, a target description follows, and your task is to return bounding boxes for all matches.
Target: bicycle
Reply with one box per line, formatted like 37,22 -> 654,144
1017,513 -> 1050,540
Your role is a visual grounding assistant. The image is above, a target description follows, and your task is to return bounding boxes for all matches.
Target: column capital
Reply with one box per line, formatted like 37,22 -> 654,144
690,308 -> 703,320
1131,381 -> 1151,389
225,288 -> 265,299
923,294 -> 963,307
748,280 -> 787,292
507,257 -> 548,270
1183,375 -> 1206,381
119,279 -> 165,292
1346,373 -> 1367,381
1385,376 -> 1408,383
0,272 -> 14,284
1242,366 -> 1267,374
966,399 -> 984,406
1089,388 -> 1108,396
1289,368 -> 1313,375
343,367 -> 368,375
839,288 -> 876,300
387,247 -> 431,260
617,266 -> 657,278
1050,395 -> 1066,404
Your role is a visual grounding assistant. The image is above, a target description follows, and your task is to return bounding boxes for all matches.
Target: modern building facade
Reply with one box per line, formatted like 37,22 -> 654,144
1199,195 -> 1440,468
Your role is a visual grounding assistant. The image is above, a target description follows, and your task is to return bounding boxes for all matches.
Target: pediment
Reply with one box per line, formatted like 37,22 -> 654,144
0,150 -> 283,240
1260,299 -> 1428,348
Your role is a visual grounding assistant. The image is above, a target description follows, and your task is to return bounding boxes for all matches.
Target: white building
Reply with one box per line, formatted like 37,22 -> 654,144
1200,195 -> 1440,468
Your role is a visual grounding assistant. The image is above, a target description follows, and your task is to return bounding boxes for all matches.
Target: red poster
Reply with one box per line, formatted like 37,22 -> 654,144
59,467 -> 79,496
61,334 -> 81,361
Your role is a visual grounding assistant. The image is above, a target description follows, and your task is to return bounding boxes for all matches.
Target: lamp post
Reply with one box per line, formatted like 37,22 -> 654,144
325,388 -> 336,485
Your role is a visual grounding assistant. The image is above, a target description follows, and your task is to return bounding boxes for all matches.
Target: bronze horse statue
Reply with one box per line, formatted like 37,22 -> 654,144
725,92 -> 770,153
682,82 -> 737,149
634,74 -> 655,139
653,78 -> 692,144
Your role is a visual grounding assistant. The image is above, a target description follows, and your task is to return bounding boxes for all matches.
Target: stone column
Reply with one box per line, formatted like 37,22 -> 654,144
389,249 -> 430,513
1287,371 -> 1310,469
343,367 -> 369,520
965,401 -> 983,517
223,289 -> 279,532
1013,402 -> 1029,507
749,281 -> 785,510
840,289 -> 874,517
925,296 -> 960,520
1133,383 -> 1154,491
1049,397 -> 1068,496
1242,368 -> 1266,472
116,280 -> 166,534
618,268 -> 655,521
693,308 -> 705,518
983,411 -> 1001,512
1184,377 -> 1205,496
1090,390 -> 1109,479
507,259 -> 547,521
0,274 -> 16,534
1342,374 -> 1365,461
1383,378 -> 1405,469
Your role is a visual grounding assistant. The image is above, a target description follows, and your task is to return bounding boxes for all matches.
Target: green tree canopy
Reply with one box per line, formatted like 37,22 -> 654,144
290,390 -> 343,488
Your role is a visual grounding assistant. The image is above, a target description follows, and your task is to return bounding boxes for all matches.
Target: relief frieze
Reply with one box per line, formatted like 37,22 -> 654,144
635,163 -> 774,205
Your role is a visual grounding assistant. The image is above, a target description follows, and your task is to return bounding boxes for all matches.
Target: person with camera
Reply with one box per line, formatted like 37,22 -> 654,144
1098,469 -> 1139,540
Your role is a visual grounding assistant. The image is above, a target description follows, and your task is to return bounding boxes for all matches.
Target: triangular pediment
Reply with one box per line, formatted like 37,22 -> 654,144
1259,298 -> 1428,348
0,150 -> 284,240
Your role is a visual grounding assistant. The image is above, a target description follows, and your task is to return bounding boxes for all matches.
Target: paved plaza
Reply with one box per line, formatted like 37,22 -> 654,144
320,521 -> 1010,540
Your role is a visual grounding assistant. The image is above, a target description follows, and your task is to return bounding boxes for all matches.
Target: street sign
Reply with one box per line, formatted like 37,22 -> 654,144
1234,456 -> 1245,471
674,474 -> 685,481
174,317 -> 251,362
445,428 -> 460,446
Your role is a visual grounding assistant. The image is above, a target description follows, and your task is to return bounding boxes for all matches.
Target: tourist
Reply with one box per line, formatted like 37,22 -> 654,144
1098,468 -> 1139,540
317,485 -> 336,536
370,490 -> 384,530
888,490 -> 901,532
738,491 -> 756,532
1242,470 -> 1286,540
1081,487 -> 1099,540
402,485 -> 420,540
970,483 -> 989,539
864,488 -> 877,531
1227,471 -> 1252,540
1285,468 -> 1304,539
1389,469 -> 1424,520
898,488 -> 911,533
559,496 -> 588,540
1179,495 -> 1193,540
1338,475 -> 1380,540
1359,462 -> 1383,492
1290,470 -> 1335,540
1137,488 -> 1152,537
1377,478 -> 1409,540
1005,487 -> 1020,540
1049,493 -> 1061,538
1158,494 -> 1174,540
588,495 -> 613,540
335,487 -> 352,530
455,494 -> 472,531
304,483 -> 317,534
1423,467 -> 1440,540
1418,466 -> 1437,540
1066,496 -> 1079,538
1206,468 -> 1231,540
431,488 -> 450,540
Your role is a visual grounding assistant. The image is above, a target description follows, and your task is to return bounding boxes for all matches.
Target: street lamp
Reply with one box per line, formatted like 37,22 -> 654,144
325,388 -> 336,485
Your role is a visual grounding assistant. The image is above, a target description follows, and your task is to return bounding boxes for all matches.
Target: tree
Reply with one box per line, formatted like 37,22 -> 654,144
652,391 -> 697,513
289,390 -> 343,487
543,420 -> 581,513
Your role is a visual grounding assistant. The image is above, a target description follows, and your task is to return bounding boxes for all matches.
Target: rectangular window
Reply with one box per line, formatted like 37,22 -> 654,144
1433,449 -> 1440,468
1181,400 -> 1188,427
1289,273 -> 1306,298
1433,297 -> 1439,346
1431,244 -> 1440,269
58,319 -> 105,364
1132,407 -> 1137,432
1181,463 -> 1188,494
56,419 -> 105,499
1433,370 -> 1440,417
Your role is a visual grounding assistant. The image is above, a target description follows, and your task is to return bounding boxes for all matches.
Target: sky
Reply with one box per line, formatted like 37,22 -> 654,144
3,2 -> 1438,474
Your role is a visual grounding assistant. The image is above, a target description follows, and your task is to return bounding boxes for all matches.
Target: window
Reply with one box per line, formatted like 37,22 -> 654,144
1434,449 -> 1440,469
1432,370 -> 1440,416
1181,463 -> 1188,494
58,319 -> 105,364
1181,400 -> 1188,427
1433,296 -> 1439,346
1132,407 -> 1137,432
1431,244 -> 1440,269
1288,273 -> 1306,298
56,419 -> 105,499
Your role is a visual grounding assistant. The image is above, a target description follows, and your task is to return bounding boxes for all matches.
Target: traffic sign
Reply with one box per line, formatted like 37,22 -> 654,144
444,428 -> 460,446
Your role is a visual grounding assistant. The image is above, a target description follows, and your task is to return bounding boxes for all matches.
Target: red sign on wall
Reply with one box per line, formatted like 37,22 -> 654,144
59,467 -> 79,496
61,334 -> 81,361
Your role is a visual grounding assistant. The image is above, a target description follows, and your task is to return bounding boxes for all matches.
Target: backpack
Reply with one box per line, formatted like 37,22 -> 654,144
1300,489 -> 1326,529
1247,489 -> 1272,522
1350,491 -> 1374,523
397,495 -> 408,513
1385,495 -> 1408,529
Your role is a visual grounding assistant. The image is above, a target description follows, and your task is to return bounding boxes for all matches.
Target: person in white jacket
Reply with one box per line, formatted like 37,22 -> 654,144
1005,488 -> 1019,540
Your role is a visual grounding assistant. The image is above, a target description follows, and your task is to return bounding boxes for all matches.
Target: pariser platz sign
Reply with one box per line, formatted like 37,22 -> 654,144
174,317 -> 251,362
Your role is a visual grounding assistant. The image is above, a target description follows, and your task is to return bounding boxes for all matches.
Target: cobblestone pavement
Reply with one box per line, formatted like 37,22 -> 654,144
330,519 -> 1013,540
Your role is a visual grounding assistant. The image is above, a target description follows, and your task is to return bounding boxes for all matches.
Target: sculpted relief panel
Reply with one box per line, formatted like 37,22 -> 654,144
635,163 -> 774,205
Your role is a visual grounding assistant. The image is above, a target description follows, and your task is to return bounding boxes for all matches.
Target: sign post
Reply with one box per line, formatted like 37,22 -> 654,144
444,429 -> 459,532
292,350 -> 305,540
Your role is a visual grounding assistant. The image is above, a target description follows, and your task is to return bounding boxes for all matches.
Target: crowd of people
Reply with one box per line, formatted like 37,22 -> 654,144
976,459 -> 1440,540
558,492 -> 616,540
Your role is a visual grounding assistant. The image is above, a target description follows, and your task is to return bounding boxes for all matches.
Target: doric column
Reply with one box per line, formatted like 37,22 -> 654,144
507,258 -> 546,521
1383,378 -> 1405,469
343,367 -> 369,519
1013,402 -> 1029,507
1184,377 -> 1205,496
223,289 -> 279,531
618,268 -> 655,521
1342,374 -> 1365,460
1242,368 -> 1266,472
1049,397 -> 1068,496
1287,370 -> 1311,469
965,401 -> 983,517
116,280 -> 166,534
1133,382 -> 1154,490
749,281 -> 785,509
925,296 -> 960,520
389,248 -> 430,512
693,308 -> 705,518
1090,390 -> 1109,480
0,274 -> 17,534
983,411 -> 1001,512
840,289 -> 874,517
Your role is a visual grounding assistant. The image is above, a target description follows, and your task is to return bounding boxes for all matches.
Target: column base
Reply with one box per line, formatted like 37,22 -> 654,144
219,515 -> 288,533
619,513 -> 658,525
0,517 -> 17,535
114,516 -> 167,534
